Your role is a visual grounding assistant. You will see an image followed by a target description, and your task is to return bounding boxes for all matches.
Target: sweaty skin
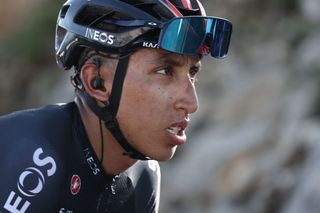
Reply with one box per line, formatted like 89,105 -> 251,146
79,48 -> 201,175
116,48 -> 200,161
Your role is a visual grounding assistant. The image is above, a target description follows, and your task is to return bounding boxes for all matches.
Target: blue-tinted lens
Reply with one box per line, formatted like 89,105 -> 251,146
159,17 -> 232,58
210,19 -> 232,58
160,18 -> 207,55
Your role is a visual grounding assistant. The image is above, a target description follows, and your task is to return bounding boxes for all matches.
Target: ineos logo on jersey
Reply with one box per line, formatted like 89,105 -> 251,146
3,147 -> 57,213
17,167 -> 45,197
85,28 -> 115,45
83,148 -> 100,175
86,156 -> 100,175
59,208 -> 73,213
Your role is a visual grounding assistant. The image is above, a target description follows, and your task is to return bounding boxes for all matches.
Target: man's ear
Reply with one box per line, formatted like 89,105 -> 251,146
80,63 -> 110,103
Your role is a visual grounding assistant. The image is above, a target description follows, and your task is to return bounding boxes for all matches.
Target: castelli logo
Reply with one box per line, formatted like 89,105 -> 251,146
70,175 -> 81,195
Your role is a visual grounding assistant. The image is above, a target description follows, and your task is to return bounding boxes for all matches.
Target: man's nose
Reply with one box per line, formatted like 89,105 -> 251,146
174,77 -> 199,115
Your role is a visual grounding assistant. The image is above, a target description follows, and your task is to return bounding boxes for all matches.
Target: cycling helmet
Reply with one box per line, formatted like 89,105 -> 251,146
55,0 -> 232,160
55,0 -> 232,70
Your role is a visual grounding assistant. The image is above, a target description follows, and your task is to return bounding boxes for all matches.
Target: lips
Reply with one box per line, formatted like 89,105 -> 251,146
165,120 -> 189,145
167,119 -> 188,133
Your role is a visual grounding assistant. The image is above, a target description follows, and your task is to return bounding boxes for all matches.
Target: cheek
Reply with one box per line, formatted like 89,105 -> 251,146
120,85 -> 169,119
121,72 -> 171,111
116,77 -> 174,140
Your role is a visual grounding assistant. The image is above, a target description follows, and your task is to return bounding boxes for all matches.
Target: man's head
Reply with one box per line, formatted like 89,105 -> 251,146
54,0 -> 232,161
79,48 -> 200,161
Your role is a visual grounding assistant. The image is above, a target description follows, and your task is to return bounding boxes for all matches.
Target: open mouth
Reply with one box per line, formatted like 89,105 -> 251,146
165,119 -> 189,145
166,126 -> 182,135
165,123 -> 188,146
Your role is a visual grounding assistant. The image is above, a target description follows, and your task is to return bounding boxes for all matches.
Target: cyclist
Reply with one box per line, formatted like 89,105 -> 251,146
0,0 -> 232,212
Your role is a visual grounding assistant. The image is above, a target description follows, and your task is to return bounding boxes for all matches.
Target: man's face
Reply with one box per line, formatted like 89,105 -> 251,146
116,48 -> 200,161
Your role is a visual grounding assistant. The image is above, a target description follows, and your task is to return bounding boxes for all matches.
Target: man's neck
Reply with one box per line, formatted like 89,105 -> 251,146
75,96 -> 137,176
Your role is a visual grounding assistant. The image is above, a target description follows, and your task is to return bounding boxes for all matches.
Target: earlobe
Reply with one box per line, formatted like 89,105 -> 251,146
81,63 -> 109,103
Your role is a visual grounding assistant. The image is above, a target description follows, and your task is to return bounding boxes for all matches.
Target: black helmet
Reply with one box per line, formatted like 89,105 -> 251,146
55,0 -> 232,70
55,0 -> 232,160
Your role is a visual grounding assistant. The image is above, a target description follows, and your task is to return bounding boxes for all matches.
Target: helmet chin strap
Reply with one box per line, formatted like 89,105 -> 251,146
83,54 -> 150,160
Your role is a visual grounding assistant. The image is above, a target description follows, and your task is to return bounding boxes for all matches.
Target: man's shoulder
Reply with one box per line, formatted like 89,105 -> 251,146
0,102 -> 77,169
124,160 -> 161,212
0,102 -> 75,125
0,101 -> 77,162
0,102 -> 75,135
127,160 -> 161,185
0,103 -> 77,212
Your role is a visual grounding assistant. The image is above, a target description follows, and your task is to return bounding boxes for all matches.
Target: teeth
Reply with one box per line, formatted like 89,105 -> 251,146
167,127 -> 181,135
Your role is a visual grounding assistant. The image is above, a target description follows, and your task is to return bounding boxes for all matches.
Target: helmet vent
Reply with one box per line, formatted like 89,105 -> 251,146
132,3 -> 162,20
60,5 -> 70,19
74,5 -> 114,26
74,5 -> 135,31
119,1 -> 174,21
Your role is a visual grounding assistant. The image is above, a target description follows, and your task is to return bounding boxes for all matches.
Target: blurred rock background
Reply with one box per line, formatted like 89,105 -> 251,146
1,0 -> 320,213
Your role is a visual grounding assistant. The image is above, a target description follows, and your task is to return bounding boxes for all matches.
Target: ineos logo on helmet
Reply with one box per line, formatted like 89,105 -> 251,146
54,0 -> 202,70
85,28 -> 115,45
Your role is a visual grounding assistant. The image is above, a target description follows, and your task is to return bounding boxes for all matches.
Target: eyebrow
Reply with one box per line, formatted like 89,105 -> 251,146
156,52 -> 201,68
160,57 -> 184,67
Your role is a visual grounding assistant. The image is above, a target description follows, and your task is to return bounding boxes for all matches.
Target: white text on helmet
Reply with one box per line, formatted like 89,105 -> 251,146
85,28 -> 115,45
143,42 -> 158,49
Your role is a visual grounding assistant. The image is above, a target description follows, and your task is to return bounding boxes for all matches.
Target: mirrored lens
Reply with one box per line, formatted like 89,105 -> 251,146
159,17 -> 232,58
210,19 -> 232,58
160,17 -> 207,55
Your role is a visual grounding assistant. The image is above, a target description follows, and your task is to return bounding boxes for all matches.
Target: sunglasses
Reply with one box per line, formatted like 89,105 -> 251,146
158,16 -> 232,58
59,14 -> 232,58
